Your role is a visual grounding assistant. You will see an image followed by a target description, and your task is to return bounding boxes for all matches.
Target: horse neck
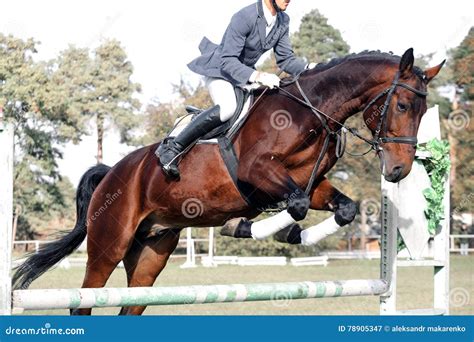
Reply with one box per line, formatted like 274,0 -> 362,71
299,60 -> 394,126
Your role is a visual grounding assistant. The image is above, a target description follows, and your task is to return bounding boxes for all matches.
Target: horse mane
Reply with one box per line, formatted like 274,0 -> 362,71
297,50 -> 425,80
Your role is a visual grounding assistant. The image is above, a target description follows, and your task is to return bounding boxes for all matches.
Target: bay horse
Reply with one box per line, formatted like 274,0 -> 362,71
13,48 -> 444,315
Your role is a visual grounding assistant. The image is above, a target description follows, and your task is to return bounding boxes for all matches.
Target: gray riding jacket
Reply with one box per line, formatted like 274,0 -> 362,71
187,0 -> 306,87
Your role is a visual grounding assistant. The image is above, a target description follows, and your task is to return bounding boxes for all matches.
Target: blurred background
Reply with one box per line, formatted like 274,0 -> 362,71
1,0 -> 472,259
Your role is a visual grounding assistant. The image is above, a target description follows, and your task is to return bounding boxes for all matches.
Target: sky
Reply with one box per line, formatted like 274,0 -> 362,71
2,0 -> 473,186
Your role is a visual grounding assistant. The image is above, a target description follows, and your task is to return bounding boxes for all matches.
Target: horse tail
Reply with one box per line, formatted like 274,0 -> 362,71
12,164 -> 111,290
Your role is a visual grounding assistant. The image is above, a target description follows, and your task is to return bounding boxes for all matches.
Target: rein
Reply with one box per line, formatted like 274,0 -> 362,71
277,71 -> 427,195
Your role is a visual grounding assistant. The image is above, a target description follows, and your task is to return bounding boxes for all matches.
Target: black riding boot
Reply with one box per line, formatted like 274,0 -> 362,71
156,105 -> 222,179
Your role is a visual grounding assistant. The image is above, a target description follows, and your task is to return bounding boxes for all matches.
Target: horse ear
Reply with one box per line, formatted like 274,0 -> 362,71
399,48 -> 414,77
424,60 -> 446,84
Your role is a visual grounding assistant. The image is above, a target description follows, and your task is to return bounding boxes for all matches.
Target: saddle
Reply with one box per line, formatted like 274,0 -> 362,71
166,85 -> 271,209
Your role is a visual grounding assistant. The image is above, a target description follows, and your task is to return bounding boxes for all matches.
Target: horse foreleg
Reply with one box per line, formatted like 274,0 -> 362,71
275,177 -> 357,245
221,156 -> 310,240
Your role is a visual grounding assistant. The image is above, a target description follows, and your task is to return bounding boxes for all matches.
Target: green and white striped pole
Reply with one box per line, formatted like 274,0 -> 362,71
13,279 -> 388,310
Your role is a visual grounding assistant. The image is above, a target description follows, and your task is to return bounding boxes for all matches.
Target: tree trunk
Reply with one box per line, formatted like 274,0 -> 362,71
12,205 -> 21,245
96,113 -> 104,164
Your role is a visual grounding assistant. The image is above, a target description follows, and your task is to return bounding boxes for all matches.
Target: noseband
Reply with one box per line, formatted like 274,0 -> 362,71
361,71 -> 428,151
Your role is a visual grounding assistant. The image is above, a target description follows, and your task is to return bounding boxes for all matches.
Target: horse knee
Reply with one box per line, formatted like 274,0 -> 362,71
287,191 -> 310,221
334,198 -> 356,226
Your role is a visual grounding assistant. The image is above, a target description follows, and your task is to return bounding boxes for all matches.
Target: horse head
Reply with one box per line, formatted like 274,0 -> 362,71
362,48 -> 444,182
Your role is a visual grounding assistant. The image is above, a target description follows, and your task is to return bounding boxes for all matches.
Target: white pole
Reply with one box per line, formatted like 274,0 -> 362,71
207,227 -> 216,267
186,227 -> 192,264
180,227 -> 196,268
434,178 -> 450,314
190,236 -> 196,266
0,123 -> 14,315
379,177 -> 399,315
208,227 -> 214,259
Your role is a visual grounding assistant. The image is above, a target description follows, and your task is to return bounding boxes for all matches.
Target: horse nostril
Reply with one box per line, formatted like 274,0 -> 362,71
385,165 -> 404,183
392,165 -> 403,179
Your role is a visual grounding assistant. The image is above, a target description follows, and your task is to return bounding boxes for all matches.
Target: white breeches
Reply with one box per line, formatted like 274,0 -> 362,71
204,77 -> 237,122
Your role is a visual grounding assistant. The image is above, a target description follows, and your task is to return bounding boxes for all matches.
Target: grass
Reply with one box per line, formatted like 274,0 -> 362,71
17,255 -> 473,315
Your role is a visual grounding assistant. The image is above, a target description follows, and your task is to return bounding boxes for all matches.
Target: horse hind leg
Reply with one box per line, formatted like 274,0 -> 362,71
119,228 -> 181,315
71,213 -> 141,315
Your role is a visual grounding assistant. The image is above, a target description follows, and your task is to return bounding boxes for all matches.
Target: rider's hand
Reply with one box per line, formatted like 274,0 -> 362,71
254,72 -> 280,89
306,62 -> 317,70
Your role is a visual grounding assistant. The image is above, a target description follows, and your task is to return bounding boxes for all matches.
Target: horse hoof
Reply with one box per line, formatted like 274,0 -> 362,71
274,223 -> 302,245
335,201 -> 356,226
220,218 -> 252,238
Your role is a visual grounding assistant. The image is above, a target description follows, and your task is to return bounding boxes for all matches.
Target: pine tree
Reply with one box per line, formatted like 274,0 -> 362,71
88,40 -> 141,163
292,9 -> 350,63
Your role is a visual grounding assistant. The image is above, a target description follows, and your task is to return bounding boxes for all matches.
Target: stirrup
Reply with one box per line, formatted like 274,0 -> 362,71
185,105 -> 202,115
156,139 -> 183,179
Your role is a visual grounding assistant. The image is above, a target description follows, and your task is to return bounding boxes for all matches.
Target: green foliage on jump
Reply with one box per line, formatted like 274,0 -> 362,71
418,139 -> 451,234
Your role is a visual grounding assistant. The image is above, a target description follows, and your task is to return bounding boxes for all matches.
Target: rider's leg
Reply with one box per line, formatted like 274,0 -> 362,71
156,105 -> 221,179
156,77 -> 237,179
205,77 -> 237,121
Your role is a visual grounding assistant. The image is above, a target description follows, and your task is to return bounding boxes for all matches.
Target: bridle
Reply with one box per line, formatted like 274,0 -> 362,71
359,71 -> 428,152
276,70 -> 428,195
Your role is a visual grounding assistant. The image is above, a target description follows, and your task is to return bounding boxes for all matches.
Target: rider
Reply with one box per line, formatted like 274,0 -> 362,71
157,0 -> 316,179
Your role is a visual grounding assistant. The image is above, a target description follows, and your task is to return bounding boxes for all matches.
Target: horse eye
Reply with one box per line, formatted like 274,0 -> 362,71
397,102 -> 409,112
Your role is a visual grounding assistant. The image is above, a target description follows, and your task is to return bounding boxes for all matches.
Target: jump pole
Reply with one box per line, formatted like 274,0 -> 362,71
13,279 -> 389,310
